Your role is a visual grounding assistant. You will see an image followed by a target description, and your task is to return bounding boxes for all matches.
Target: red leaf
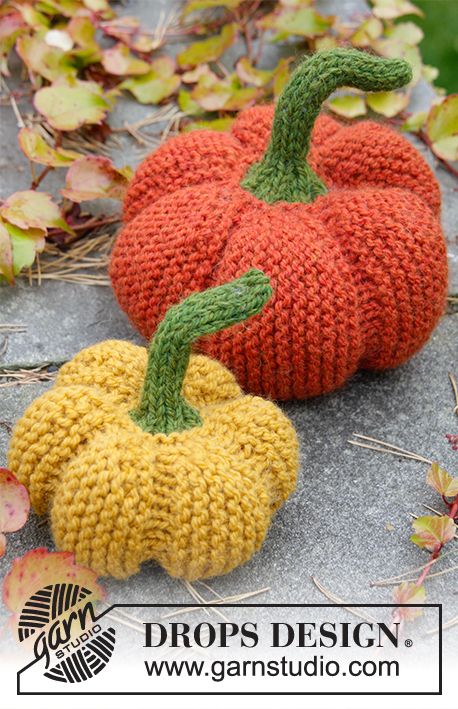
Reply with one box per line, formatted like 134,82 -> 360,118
0,468 -> 30,544
3,548 -> 106,637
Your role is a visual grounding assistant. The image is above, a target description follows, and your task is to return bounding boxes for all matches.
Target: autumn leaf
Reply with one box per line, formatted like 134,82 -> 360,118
328,94 -> 366,118
236,58 -> 273,87
40,0 -> 84,19
0,191 -> 72,233
67,15 -> 97,47
410,515 -> 456,552
259,7 -> 334,39
371,0 -> 423,20
16,35 -> 76,83
273,58 -> 292,97
3,548 -> 106,639
45,29 -> 74,52
392,582 -> 426,622
426,462 -> 458,499
177,23 -> 238,67
0,12 -> 25,76
102,43 -> 151,76
183,0 -> 244,15
185,117 -> 235,132
0,220 -> 14,285
0,468 -> 30,557
18,127 -> 81,167
351,17 -> 383,47
178,90 -> 205,116
0,219 -> 46,283
34,80 -> 111,131
366,91 -> 409,117
16,3 -> 50,31
386,21 -> 424,46
402,110 -> 428,132
83,0 -> 112,13
62,156 -> 133,201
426,95 -> 458,161
120,57 -> 180,104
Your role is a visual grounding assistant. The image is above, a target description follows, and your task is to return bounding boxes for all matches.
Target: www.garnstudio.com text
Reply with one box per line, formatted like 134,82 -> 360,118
140,620 -> 401,683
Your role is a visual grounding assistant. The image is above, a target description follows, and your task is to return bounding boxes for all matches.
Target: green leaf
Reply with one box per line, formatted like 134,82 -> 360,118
10,231 -> 41,277
0,191 -> 73,234
102,43 -> 151,76
426,95 -> 458,161
371,0 -> 423,20
259,8 -> 334,38
236,57 -> 273,87
0,220 -> 14,284
427,463 -> 458,498
177,23 -> 238,67
61,156 -> 133,202
402,110 -> 428,132
328,94 -> 366,118
0,220 -> 46,281
183,0 -> 244,15
18,127 -> 81,167
178,89 -> 205,116
411,515 -> 456,551
392,582 -> 425,621
366,90 -> 409,117
34,80 -> 111,130
120,58 -> 180,104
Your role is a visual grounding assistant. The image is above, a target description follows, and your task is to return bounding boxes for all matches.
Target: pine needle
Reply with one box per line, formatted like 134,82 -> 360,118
348,433 -> 433,465
311,576 -> 377,623
0,365 -> 57,388
449,372 -> 458,415
161,586 -> 270,620
24,232 -> 114,286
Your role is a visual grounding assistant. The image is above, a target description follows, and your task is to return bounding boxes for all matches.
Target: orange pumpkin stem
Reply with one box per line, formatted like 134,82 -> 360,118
241,48 -> 412,204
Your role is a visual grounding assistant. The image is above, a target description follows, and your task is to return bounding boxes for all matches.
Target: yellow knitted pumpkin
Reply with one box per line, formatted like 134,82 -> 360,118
8,270 -> 298,580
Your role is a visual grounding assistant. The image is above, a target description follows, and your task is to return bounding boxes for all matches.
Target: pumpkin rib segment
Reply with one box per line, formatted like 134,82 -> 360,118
123,130 -> 247,222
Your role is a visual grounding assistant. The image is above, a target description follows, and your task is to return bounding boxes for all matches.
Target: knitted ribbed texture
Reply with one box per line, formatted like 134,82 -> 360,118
242,48 -> 412,203
110,48 -> 448,401
8,272 -> 298,580
130,269 -> 272,434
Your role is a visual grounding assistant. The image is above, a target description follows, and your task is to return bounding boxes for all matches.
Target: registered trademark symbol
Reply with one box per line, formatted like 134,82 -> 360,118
405,638 -> 413,648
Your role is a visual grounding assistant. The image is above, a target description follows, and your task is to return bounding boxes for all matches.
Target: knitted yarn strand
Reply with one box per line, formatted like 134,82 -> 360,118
129,269 -> 272,434
241,48 -> 413,204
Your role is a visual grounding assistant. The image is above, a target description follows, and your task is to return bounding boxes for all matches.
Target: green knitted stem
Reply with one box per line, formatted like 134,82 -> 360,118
129,269 -> 272,435
241,48 -> 412,204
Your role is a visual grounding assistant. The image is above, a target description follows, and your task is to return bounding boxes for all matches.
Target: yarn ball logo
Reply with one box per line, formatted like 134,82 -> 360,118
17,582 -> 115,683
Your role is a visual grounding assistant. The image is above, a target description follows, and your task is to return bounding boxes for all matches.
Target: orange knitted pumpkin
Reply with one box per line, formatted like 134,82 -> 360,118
110,49 -> 448,400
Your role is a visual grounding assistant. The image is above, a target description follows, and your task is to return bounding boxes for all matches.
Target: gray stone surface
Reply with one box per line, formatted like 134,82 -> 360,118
0,0 -> 458,671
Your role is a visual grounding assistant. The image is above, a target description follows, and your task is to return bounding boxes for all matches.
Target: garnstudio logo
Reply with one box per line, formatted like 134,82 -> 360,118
17,582 -> 116,683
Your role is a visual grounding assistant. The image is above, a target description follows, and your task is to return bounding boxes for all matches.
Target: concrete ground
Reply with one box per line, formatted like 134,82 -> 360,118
1,0 -> 458,659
